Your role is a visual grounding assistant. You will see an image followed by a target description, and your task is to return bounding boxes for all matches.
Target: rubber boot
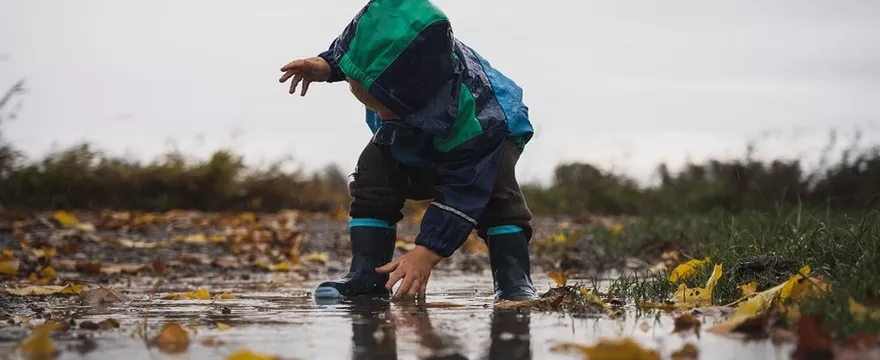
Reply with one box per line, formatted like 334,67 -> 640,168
486,226 -> 537,302
314,220 -> 396,300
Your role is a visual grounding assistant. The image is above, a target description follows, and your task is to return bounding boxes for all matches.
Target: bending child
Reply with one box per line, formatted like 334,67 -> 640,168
279,0 -> 536,302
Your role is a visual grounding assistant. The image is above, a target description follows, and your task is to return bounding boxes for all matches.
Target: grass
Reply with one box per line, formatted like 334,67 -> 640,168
551,209 -> 880,340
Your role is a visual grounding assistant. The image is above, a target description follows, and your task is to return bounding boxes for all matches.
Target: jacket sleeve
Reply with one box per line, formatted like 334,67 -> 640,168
317,39 -> 347,83
414,144 -> 503,257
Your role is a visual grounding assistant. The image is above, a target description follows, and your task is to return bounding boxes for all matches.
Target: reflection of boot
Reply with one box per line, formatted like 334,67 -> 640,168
487,309 -> 532,360
486,226 -> 537,302
351,298 -> 397,360
314,222 -> 395,299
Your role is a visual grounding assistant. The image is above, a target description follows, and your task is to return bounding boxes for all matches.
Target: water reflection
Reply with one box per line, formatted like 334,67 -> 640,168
485,309 -> 532,360
337,299 -> 534,360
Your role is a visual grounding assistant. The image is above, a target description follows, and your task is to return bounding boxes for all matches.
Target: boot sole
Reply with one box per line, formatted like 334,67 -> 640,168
314,287 -> 343,299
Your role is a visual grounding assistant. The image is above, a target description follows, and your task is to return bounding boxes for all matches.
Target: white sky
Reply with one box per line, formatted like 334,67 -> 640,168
1,0 -> 879,185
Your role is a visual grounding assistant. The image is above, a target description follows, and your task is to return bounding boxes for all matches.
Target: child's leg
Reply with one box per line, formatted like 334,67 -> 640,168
314,142 -> 407,300
477,139 -> 537,302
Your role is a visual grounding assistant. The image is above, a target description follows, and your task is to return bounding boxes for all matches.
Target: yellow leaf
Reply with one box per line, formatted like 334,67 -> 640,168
673,264 -> 722,308
30,248 -> 56,259
849,298 -> 880,321
303,252 -> 329,264
100,263 -> 146,275
213,292 -> 235,300
177,233 -> 208,244
739,282 -> 758,297
255,260 -> 293,272
1,249 -> 14,260
39,266 -> 57,280
668,257 -> 711,283
226,349 -> 277,360
116,239 -> 169,249
610,223 -> 624,236
552,233 -> 567,244
547,271 -> 569,287
217,322 -> 231,331
5,283 -> 83,296
210,235 -> 226,243
778,265 -> 811,303
152,322 -> 190,354
17,321 -> 62,360
550,338 -> 660,360
53,210 -> 79,227
164,288 -> 212,300
0,260 -> 18,276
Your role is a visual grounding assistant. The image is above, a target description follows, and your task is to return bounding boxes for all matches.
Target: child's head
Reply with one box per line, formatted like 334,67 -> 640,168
348,79 -> 398,120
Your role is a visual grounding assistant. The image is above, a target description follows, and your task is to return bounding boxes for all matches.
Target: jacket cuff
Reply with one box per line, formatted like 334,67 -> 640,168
317,50 -> 346,83
414,204 -> 475,258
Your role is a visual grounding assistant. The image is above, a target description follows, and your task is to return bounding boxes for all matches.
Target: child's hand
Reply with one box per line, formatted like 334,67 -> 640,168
279,57 -> 332,96
376,245 -> 443,300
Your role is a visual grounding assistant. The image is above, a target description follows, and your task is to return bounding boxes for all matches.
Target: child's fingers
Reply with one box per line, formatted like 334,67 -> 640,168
280,59 -> 304,72
289,75 -> 303,94
385,268 -> 403,290
394,275 -> 416,300
375,260 -> 398,274
279,70 -> 296,83
419,281 -> 427,300
301,80 -> 311,96
408,279 -> 422,299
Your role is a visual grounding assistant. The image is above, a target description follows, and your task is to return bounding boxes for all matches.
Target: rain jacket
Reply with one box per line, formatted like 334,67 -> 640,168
316,0 -> 534,258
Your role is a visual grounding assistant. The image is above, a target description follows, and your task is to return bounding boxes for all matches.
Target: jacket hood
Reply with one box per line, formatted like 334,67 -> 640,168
330,0 -> 456,119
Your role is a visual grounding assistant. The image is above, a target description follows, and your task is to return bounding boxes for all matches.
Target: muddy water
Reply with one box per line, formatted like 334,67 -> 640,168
4,274 -> 794,360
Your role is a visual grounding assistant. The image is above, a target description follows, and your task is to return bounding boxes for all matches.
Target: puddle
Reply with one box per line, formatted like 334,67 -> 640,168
1,274 -> 794,360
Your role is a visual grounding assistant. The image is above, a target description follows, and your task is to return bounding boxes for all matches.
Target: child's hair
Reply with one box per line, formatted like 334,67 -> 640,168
348,79 -> 398,119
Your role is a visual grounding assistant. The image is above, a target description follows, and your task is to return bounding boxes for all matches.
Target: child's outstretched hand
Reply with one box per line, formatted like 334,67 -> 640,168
376,245 -> 443,301
279,57 -> 332,96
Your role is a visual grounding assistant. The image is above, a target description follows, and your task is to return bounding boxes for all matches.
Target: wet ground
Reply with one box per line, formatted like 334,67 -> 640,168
0,211 -> 804,359
1,273 -> 794,360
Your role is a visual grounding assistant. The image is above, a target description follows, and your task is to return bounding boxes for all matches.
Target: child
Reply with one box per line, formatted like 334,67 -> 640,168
279,0 -> 536,302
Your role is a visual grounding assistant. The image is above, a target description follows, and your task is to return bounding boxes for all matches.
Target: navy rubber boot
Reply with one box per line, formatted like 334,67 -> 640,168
486,226 -> 538,302
314,220 -> 396,300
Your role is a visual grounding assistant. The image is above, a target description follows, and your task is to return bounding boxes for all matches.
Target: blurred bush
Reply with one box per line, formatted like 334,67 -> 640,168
0,128 -> 877,214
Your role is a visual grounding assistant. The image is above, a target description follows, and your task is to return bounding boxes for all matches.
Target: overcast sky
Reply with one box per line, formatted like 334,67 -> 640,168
1,0 -> 879,185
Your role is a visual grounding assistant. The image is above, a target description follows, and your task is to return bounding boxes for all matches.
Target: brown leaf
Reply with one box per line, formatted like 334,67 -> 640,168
75,261 -> 102,274
550,338 -> 660,360
151,258 -> 168,274
200,336 -> 225,347
100,263 -> 146,275
671,343 -> 699,360
1,259 -> 19,277
79,288 -> 130,306
792,315 -> 833,360
17,321 -> 62,360
151,322 -> 190,354
672,314 -> 701,336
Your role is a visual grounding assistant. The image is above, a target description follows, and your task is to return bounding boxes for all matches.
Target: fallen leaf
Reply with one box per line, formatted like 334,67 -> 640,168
672,314 -> 701,336
213,292 -> 235,300
671,343 -> 699,360
256,260 -> 294,272
75,261 -> 102,274
5,283 -> 84,296
303,252 -> 329,264
0,249 -> 13,260
217,322 -> 231,331
1,260 -> 19,276
739,282 -> 758,297
849,298 -> 880,321
792,315 -> 832,360
53,210 -> 79,227
17,321 -> 62,360
164,288 -> 211,300
547,270 -> 574,287
200,336 -> 225,347
668,257 -> 710,283
226,349 -> 277,360
79,319 -> 120,331
80,288 -> 130,306
116,238 -> 169,249
609,223 -> 624,236
152,322 -> 190,354
394,240 -> 416,251
100,263 -> 146,275
550,338 -> 660,360
639,321 -> 651,333
175,233 -> 208,244
673,264 -> 723,308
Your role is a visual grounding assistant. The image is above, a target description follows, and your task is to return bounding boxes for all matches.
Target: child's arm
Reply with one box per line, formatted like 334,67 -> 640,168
316,39 -> 347,83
